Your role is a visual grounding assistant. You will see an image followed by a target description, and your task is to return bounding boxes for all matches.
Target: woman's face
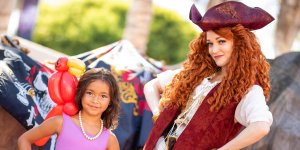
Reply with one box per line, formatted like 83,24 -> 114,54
206,30 -> 234,69
81,79 -> 111,117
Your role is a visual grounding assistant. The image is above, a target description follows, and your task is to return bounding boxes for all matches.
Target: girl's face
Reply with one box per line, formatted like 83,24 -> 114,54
206,30 -> 234,69
81,79 -> 111,117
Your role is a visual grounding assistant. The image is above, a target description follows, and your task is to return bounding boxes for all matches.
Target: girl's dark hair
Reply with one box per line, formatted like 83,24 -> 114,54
75,68 -> 120,129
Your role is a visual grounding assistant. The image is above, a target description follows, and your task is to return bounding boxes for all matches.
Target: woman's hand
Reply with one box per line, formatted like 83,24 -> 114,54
218,121 -> 270,150
144,78 -> 163,115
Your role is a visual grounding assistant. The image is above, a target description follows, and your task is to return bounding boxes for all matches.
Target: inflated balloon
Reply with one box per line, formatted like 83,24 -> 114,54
35,57 -> 86,146
67,58 -> 86,77
63,102 -> 78,116
47,57 -> 85,109
55,57 -> 69,71
68,67 -> 84,77
45,105 -> 63,120
67,58 -> 85,70
61,72 -> 77,102
48,72 -> 64,105
49,57 -> 85,114
34,136 -> 50,146
34,105 -> 63,146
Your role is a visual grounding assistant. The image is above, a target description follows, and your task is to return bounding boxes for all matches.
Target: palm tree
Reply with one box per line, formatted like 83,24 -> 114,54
122,0 -> 153,56
206,0 -> 227,9
0,0 -> 17,33
275,0 -> 300,55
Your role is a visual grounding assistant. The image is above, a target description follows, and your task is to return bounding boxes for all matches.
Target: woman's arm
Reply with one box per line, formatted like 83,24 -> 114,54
143,78 -> 163,115
144,69 -> 180,119
107,131 -> 120,150
18,116 -> 63,150
219,85 -> 272,150
218,121 -> 270,150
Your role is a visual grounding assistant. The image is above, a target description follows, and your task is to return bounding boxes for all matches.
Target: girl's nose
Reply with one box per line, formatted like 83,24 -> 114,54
91,96 -> 101,104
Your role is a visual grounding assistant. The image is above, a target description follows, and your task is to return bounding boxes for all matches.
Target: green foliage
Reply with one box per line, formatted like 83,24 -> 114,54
33,0 -> 198,64
147,7 -> 198,64
33,0 -> 127,55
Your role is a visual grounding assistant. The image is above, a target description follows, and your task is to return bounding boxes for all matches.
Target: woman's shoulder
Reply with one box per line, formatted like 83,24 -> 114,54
235,84 -> 272,126
248,84 -> 264,95
156,69 -> 182,86
238,85 -> 264,105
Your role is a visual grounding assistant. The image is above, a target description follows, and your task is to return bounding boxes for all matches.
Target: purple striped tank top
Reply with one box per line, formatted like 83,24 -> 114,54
55,113 -> 110,150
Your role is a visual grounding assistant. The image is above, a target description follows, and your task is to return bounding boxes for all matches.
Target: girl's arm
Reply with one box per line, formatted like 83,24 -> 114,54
18,116 -> 63,150
218,121 -> 270,150
107,131 -> 120,150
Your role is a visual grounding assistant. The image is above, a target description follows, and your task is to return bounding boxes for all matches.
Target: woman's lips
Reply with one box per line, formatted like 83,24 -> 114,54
214,55 -> 223,59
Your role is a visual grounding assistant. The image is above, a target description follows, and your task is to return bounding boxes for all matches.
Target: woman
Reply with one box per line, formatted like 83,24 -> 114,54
143,1 -> 274,150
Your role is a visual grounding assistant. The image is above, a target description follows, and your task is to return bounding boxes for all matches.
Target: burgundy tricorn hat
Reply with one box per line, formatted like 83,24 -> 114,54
189,1 -> 274,31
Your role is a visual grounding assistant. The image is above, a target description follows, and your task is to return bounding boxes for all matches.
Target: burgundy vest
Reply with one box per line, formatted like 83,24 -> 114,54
144,85 -> 243,150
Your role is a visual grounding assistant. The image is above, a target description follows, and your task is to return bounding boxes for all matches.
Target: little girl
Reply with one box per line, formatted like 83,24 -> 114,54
18,68 -> 121,150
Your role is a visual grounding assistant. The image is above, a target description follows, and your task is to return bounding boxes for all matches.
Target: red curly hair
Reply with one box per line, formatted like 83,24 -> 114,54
161,24 -> 270,111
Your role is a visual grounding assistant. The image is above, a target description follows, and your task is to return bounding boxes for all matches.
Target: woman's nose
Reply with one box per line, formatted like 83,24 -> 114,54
211,45 -> 219,53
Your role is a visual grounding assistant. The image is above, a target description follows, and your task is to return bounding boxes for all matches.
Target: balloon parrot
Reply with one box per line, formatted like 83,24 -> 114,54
34,57 -> 86,146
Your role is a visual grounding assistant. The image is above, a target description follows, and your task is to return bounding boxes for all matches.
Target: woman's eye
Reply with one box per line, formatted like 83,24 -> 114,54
101,95 -> 108,98
219,40 -> 226,44
206,42 -> 213,47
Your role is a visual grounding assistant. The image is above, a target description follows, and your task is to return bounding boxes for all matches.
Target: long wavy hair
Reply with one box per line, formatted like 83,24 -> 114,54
160,24 -> 270,111
75,68 -> 121,129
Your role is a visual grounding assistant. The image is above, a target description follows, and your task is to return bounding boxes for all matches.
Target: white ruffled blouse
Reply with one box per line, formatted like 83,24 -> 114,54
153,70 -> 273,150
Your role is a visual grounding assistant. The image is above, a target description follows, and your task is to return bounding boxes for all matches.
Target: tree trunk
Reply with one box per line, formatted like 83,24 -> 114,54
122,0 -> 153,56
206,0 -> 228,9
0,0 -> 17,33
275,0 -> 300,56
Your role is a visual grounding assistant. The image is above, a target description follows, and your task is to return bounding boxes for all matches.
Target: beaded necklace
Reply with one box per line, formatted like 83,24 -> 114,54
79,111 -> 103,140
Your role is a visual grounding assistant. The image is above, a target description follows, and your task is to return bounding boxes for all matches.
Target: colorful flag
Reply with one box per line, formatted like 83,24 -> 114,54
0,35 -> 56,149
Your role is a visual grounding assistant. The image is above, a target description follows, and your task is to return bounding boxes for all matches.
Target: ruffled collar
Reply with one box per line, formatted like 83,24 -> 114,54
193,76 -> 221,99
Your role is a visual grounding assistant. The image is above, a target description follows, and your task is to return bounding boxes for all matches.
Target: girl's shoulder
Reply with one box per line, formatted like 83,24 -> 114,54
39,114 -> 64,135
46,114 -> 64,124
107,130 -> 120,150
51,113 -> 79,134
108,129 -> 117,137
104,129 -> 117,142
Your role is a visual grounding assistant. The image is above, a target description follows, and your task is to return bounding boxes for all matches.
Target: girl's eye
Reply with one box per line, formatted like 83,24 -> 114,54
86,91 -> 94,96
101,95 -> 108,98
